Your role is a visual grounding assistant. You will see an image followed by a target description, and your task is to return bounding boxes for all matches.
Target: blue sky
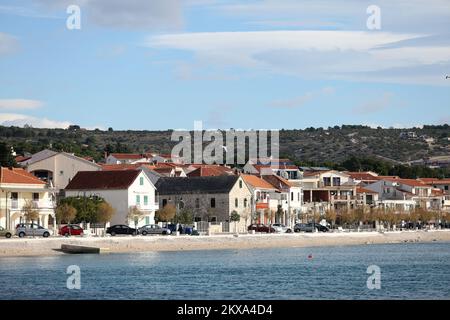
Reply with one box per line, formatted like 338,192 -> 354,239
0,0 -> 449,130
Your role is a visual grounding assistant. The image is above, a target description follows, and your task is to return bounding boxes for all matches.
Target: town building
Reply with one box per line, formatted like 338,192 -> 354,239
65,170 -> 158,227
18,149 -> 101,190
301,170 -> 358,214
365,178 -> 443,211
0,167 -> 56,230
155,175 -> 252,231
243,158 -> 302,180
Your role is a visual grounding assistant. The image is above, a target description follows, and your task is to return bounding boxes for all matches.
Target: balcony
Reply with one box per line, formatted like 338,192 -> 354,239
135,202 -> 160,211
331,195 -> 356,202
7,199 -> 54,211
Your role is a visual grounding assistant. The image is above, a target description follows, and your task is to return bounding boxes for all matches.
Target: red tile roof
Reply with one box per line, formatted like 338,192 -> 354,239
347,172 -> 380,181
241,174 -> 277,190
15,155 -> 31,163
384,178 -> 430,188
356,187 -> 378,194
261,174 -> 293,189
110,153 -> 146,160
187,165 -> 234,177
0,167 -> 45,185
101,163 -> 146,171
418,178 -> 450,185
66,170 -> 140,190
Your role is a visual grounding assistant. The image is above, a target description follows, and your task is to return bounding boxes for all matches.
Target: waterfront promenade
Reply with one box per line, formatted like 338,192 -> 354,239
1,230 -> 449,257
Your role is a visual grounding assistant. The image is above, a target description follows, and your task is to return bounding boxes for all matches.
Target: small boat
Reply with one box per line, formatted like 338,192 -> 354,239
61,244 -> 109,254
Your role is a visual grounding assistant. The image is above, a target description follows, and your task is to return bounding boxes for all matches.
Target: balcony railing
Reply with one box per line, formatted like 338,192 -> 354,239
6,199 -> 54,210
331,195 -> 356,201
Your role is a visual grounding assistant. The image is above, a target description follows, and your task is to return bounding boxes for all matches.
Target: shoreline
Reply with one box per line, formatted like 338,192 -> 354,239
1,230 -> 449,258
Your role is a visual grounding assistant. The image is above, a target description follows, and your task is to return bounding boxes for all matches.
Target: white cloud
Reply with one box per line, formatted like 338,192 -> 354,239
145,30 -> 450,85
0,99 -> 44,110
0,113 -> 71,128
34,0 -> 183,30
0,32 -> 19,55
216,0 -> 450,33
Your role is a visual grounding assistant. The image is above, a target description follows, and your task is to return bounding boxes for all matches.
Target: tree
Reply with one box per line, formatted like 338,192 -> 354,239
0,142 -> 16,167
22,201 -> 40,224
58,196 -> 103,223
155,203 -> 176,222
55,203 -> 77,227
176,208 -> 193,225
127,206 -> 145,235
230,210 -> 240,234
230,210 -> 240,222
96,202 -> 115,225
325,209 -> 337,228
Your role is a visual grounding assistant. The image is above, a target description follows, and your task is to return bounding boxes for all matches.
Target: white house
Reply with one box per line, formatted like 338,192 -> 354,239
105,153 -> 150,165
261,174 -> 303,226
243,158 -> 302,181
0,167 -> 56,230
65,169 -> 159,227
301,170 -> 358,213
20,150 -> 101,190
365,178 -> 442,211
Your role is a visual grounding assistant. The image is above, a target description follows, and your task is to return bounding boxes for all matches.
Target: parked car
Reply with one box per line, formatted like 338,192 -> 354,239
139,224 -> 171,235
248,224 -> 276,233
271,223 -> 292,233
16,223 -> 52,238
0,226 -> 13,238
106,225 -> 137,236
59,224 -> 84,237
315,224 -> 330,232
294,223 -> 315,233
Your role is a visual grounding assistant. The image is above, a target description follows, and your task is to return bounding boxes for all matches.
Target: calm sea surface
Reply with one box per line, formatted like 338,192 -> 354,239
1,242 -> 449,300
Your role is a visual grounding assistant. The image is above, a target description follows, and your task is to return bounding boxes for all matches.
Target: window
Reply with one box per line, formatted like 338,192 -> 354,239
244,198 -> 248,208
445,186 -> 449,191
194,217 -> 202,222
332,177 -> 341,186
323,177 -> 331,186
33,193 -> 39,201
235,198 -> 239,208
144,196 -> 148,206
211,198 -> 216,208
291,192 -> 294,201
140,177 -> 144,186
136,195 -> 141,205
239,180 -> 243,188
195,198 -> 200,209
145,216 -> 150,224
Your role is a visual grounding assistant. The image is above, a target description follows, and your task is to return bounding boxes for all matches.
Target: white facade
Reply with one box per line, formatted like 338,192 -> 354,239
106,154 -> 149,165
365,179 -> 441,211
25,152 -> 101,190
65,171 -> 158,227
0,182 -> 56,231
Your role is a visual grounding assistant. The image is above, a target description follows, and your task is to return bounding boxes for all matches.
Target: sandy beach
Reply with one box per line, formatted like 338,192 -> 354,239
0,230 -> 449,257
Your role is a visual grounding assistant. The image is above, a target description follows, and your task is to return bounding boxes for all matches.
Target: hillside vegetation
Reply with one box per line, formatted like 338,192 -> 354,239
1,125 -> 449,178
